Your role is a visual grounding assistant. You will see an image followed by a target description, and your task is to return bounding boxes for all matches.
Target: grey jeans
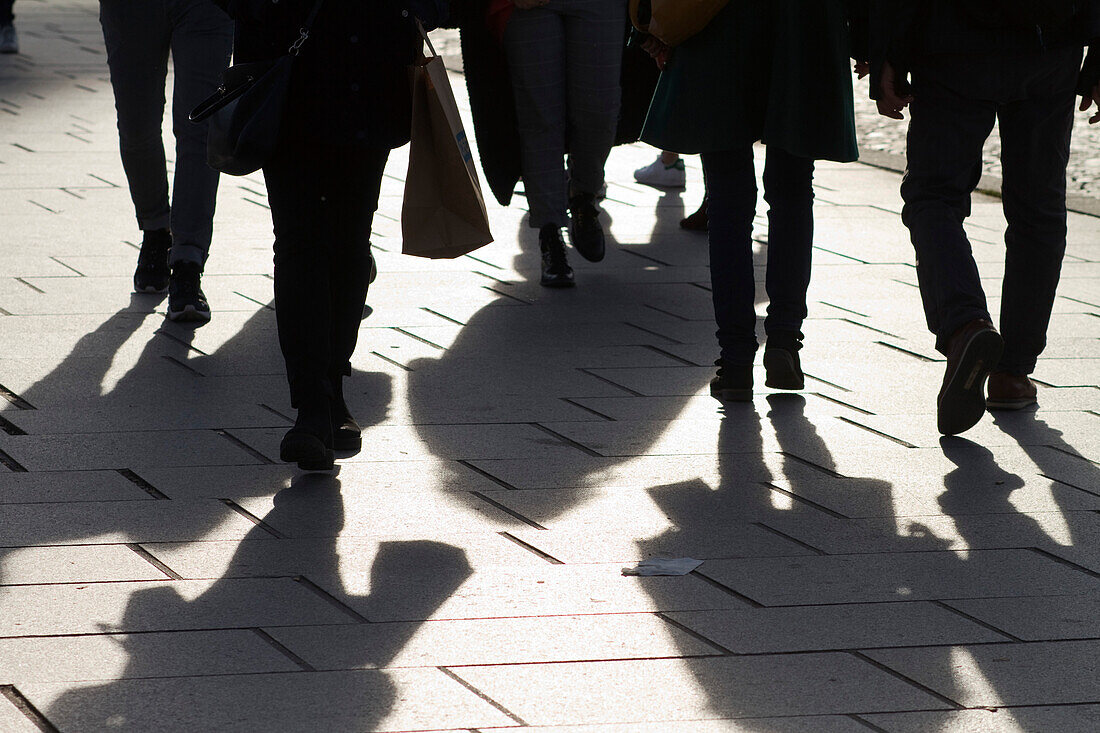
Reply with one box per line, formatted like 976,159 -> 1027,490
99,0 -> 232,266
504,0 -> 625,228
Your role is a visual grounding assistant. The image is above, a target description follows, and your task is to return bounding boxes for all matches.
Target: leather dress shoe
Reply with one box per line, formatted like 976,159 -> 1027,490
937,318 -> 1003,435
986,371 -> 1037,410
568,193 -> 605,262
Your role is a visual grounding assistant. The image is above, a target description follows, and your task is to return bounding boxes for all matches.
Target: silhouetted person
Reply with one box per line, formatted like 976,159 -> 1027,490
99,0 -> 233,322
640,0 -> 869,403
213,0 -> 443,470
872,1 -> 1100,435
0,0 -> 17,53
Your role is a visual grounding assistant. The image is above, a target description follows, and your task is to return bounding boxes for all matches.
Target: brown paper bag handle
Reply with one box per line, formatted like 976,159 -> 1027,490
416,20 -> 439,61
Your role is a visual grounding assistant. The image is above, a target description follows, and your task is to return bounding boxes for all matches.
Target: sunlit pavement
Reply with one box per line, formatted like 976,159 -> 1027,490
0,3 -> 1098,732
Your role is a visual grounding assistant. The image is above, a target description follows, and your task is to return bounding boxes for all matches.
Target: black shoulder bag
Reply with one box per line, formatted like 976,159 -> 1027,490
189,0 -> 326,176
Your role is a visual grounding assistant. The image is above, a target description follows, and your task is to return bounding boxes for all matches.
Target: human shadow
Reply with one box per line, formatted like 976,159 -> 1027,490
42,472 -> 473,730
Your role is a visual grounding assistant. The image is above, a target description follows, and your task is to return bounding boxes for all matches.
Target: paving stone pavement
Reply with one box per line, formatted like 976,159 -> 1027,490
0,3 -> 1098,732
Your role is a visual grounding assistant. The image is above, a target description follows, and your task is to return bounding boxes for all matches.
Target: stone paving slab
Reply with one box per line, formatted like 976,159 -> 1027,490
864,706 -> 1100,733
20,668 -> 515,733
450,654 -> 950,725
867,640 -> 1100,707
0,629 -> 299,684
268,613 -> 719,670
0,5 -> 1097,730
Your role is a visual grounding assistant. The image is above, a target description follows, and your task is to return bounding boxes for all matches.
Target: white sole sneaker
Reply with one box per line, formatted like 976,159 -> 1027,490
633,157 -> 686,188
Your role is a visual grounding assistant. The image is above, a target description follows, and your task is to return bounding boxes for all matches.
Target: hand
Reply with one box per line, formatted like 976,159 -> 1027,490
876,61 -> 913,120
513,0 -> 549,9
1081,82 -> 1100,124
854,60 -> 870,79
640,36 -> 670,70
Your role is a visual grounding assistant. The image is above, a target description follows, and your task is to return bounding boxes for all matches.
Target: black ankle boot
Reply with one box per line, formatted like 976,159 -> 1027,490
539,224 -> 574,288
568,193 -> 606,262
134,229 -> 171,293
330,376 -> 362,452
280,396 -> 334,470
710,359 -> 753,403
763,334 -> 805,390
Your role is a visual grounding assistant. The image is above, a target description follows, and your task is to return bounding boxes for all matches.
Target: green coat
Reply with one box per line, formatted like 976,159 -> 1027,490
641,0 -> 860,162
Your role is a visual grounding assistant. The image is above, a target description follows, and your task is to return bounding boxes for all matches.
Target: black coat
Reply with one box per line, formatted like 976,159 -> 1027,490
870,0 -> 1100,96
213,0 -> 429,150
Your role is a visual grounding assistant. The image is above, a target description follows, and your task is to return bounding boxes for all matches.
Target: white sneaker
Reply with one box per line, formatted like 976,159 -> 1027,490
633,156 -> 686,188
0,25 -> 18,54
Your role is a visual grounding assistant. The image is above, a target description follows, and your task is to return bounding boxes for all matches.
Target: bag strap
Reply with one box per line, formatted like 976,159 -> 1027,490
416,19 -> 438,59
288,0 -> 327,56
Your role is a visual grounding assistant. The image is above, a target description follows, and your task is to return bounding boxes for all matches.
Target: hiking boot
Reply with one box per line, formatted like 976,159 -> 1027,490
937,318 -> 1003,435
764,337 -> 804,391
539,224 -> 574,288
0,25 -> 18,54
986,371 -> 1037,411
710,360 -> 753,403
166,261 -> 211,324
633,156 -> 686,188
133,229 -> 171,293
568,193 -> 606,263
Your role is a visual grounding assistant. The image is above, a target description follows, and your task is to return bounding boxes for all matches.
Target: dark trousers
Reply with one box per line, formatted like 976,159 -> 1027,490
1,1 -> 13,26
263,145 -> 389,407
901,49 -> 1080,374
702,146 -> 815,365
99,0 -> 232,265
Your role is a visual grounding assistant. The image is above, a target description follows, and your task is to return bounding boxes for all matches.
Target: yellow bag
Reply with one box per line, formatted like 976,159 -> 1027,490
629,0 -> 730,47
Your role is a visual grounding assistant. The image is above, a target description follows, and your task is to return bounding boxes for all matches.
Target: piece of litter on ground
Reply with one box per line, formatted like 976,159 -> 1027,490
621,558 -> 702,576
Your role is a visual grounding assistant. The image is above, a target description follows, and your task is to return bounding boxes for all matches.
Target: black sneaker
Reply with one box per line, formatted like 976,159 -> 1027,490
539,224 -> 574,288
167,261 -> 211,323
568,193 -> 606,262
710,360 -> 753,403
133,229 -> 171,293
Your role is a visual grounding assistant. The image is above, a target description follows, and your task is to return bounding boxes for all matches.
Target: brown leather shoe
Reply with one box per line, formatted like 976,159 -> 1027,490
937,318 -> 1003,435
986,371 -> 1037,410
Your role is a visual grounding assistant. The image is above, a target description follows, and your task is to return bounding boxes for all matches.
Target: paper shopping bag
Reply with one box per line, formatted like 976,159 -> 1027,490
401,48 -> 494,259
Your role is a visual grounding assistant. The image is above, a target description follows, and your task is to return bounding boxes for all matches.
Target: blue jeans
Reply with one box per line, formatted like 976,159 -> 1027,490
901,48 -> 1079,374
702,146 -> 815,365
99,0 -> 232,266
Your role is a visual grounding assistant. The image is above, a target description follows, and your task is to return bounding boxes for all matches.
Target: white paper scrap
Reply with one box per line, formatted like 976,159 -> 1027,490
621,558 -> 703,576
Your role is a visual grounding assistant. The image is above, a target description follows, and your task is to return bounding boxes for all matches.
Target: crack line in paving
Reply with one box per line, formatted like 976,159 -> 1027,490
0,684 -> 59,733
213,429 -> 276,465
0,448 -> 28,472
482,285 -> 532,304
259,404 -> 294,422
848,651 -> 964,709
456,461 -> 521,491
618,248 -> 672,266
837,416 -> 919,449
233,291 -> 274,310
560,398 -> 616,421
437,667 -> 529,726
14,277 -> 45,293
758,482 -> 850,520
848,714 -> 891,732
803,372 -> 853,392
621,320 -> 683,344
154,328 -> 209,355
421,307 -> 466,325
839,317 -> 900,337
779,451 -> 847,478
932,600 -> 1023,642
468,491 -> 545,529
462,253 -> 503,270
1026,547 -> 1100,579
754,521 -> 831,554
370,350 -> 414,371
875,340 -> 938,362
498,531 -> 562,564
811,391 -> 875,415
392,326 -> 445,350
689,569 -> 766,608
819,301 -> 871,318
251,628 -> 316,672
220,499 -> 283,537
655,612 -> 737,655
640,343 -> 700,366
1042,473 -> 1100,498
292,576 -> 371,623
115,468 -> 170,499
0,414 -> 26,435
126,543 -> 184,580
530,423 -> 604,457
0,384 -> 35,410
576,367 -> 646,397
162,354 -> 204,377
1045,445 -> 1098,465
